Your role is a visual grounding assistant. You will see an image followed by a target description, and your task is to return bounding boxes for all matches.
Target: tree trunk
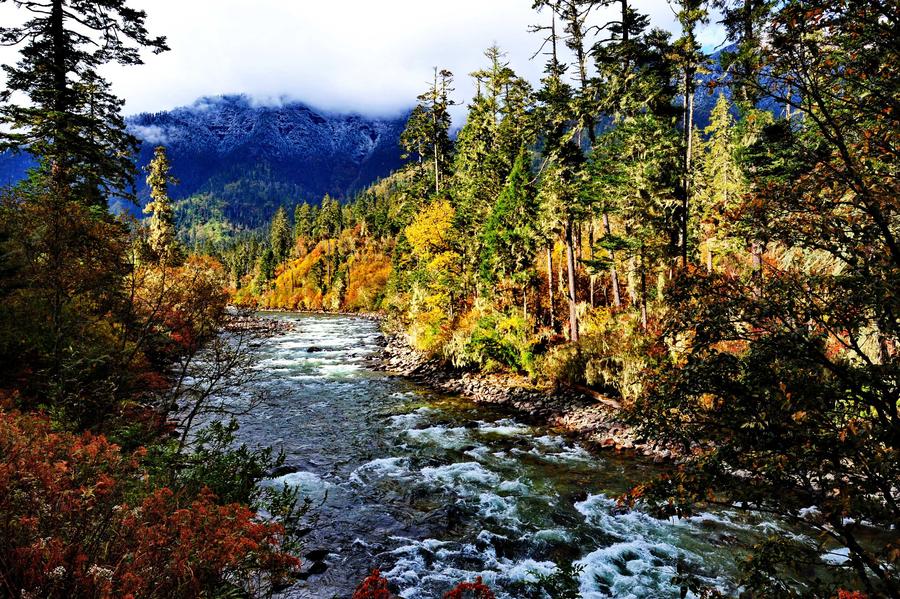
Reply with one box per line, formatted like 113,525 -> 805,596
628,256 -> 638,304
565,220 -> 579,342
751,240 -> 763,297
603,213 -> 621,307
523,285 -> 528,320
50,0 -> 70,193
640,249 -> 648,331
547,246 -> 555,331
682,67 -> 695,269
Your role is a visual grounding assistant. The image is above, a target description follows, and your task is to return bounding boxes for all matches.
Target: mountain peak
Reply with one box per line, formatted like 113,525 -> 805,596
125,95 -> 408,226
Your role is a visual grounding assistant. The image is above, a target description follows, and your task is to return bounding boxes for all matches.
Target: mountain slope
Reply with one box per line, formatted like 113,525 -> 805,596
127,95 -> 408,226
0,95 -> 408,227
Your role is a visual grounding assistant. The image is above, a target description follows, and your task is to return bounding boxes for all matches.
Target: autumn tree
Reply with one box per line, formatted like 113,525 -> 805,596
630,2 -> 900,595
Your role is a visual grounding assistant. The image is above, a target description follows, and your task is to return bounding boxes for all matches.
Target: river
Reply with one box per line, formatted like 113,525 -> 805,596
224,313 -> 763,598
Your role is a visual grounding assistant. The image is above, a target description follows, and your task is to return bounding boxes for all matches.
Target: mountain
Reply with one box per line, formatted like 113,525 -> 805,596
0,94 -> 409,228
126,95 -> 408,226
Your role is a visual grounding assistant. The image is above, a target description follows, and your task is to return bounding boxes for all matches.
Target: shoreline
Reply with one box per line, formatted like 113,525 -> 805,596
239,308 -> 674,461
371,333 -> 674,461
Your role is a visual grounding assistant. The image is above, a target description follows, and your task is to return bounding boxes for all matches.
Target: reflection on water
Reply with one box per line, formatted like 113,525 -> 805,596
224,313 -> 759,598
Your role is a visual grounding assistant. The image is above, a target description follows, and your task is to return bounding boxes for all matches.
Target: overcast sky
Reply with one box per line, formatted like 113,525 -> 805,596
0,1 -> 725,120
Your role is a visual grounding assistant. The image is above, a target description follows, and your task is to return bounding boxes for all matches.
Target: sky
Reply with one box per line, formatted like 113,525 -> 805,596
0,1 -> 725,120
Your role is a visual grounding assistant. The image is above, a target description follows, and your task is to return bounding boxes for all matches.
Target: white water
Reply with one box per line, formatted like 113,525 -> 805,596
224,314 -> 764,598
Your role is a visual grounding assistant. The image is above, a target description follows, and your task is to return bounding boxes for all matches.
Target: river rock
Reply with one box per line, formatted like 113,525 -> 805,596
373,333 -> 679,462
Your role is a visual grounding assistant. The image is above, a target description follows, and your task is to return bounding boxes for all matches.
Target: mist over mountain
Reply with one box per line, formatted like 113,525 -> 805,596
0,94 -> 408,228
0,59 -> 781,231
125,95 -> 408,226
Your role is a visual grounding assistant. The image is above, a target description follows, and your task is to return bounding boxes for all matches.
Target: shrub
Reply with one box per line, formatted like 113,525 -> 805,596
353,569 -> 392,599
0,409 -> 299,598
444,576 -> 495,599
444,307 -> 538,375
539,308 -> 658,403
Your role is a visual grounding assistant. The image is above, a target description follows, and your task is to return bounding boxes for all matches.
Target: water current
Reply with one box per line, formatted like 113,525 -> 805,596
226,314 -> 768,598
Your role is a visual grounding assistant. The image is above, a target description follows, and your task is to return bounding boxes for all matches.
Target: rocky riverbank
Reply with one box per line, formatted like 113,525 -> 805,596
225,311 -> 298,338
372,335 -> 674,461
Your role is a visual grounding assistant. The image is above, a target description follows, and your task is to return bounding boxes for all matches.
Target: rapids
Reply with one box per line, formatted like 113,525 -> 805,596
224,314 -> 764,598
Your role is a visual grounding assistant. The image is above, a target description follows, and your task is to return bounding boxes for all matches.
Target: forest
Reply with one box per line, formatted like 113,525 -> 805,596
0,0 -> 897,598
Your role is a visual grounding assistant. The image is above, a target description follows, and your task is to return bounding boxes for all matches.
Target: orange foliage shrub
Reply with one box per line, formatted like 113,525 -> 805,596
444,576 -> 495,599
255,233 -> 391,313
0,409 -> 299,598
343,250 -> 391,311
351,571 -> 496,599
353,569 -> 392,599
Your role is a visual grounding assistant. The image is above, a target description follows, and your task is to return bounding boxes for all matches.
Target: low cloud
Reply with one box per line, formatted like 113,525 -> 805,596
1,1 -> 726,123
128,124 -> 170,145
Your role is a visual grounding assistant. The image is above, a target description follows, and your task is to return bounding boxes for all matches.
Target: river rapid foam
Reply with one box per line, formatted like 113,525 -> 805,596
221,314 -> 764,598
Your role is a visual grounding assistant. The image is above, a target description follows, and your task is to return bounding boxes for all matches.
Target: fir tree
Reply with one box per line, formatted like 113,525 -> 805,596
480,147 -> 539,291
694,94 -> 744,271
294,202 -> 314,240
0,0 -> 168,206
400,68 -> 456,194
672,0 -> 709,268
143,146 -> 181,265
269,206 -> 292,265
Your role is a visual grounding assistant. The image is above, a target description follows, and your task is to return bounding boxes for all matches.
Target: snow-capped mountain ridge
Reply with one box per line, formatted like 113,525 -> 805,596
123,95 -> 408,225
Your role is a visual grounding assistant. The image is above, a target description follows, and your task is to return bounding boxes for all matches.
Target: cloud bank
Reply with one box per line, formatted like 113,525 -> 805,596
0,1 -> 725,120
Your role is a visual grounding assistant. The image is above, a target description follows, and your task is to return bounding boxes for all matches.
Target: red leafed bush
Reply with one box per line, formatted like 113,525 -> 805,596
837,591 -> 868,599
444,576 -> 495,599
0,409 -> 299,598
353,569 -> 393,599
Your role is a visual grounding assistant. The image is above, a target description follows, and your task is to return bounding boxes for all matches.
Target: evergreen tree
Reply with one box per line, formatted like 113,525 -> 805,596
532,10 -> 586,341
400,68 -> 456,194
693,94 -> 744,271
451,46 -> 535,301
591,114 -> 681,328
0,0 -> 168,206
315,195 -> 342,240
269,206 -> 292,265
294,202 -> 314,240
712,0 -> 774,109
672,0 -> 708,268
589,0 -> 654,308
479,147 -> 539,292
143,146 -> 180,265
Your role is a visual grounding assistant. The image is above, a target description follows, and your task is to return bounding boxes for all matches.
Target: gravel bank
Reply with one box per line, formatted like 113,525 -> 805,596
371,334 -> 674,461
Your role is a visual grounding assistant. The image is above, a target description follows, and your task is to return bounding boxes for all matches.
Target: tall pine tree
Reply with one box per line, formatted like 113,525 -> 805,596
0,0 -> 168,207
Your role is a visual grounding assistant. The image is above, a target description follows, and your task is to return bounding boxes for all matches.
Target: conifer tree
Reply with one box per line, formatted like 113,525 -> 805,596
452,46 -> 534,300
400,68 -> 456,194
672,0 -> 709,268
712,0 -> 773,109
694,94 -> 743,271
143,146 -> 180,265
479,147 -> 539,296
269,206 -> 292,265
0,0 -> 168,206
294,202 -> 314,240
532,7 -> 586,341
